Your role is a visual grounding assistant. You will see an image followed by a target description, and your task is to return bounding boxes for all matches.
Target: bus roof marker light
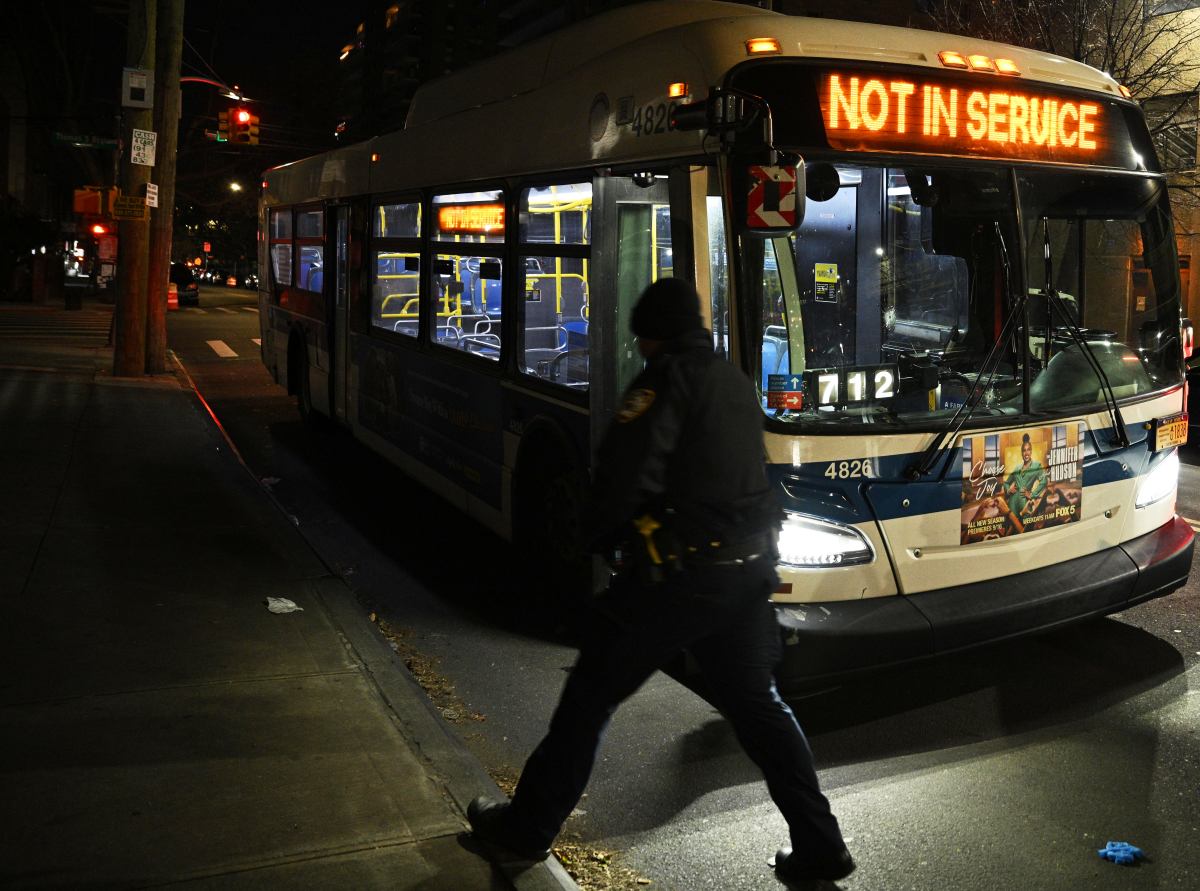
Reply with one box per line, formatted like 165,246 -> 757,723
668,82 -> 689,99
1119,85 -> 1132,99
371,152 -> 380,162
938,51 -> 969,69
994,58 -> 1021,76
967,54 -> 995,72
746,37 -> 781,55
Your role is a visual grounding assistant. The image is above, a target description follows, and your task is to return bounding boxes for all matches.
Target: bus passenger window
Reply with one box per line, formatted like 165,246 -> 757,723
432,189 -> 505,360
520,183 -> 591,389
374,252 -> 421,336
293,207 -> 324,294
371,200 -> 422,337
434,254 -> 503,360
299,246 -> 323,292
269,210 -> 292,289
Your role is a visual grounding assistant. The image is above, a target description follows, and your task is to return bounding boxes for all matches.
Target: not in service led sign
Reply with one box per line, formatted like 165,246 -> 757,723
437,203 -> 505,235
820,71 -> 1123,166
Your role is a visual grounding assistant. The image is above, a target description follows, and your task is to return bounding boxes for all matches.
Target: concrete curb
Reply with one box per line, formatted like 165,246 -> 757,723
170,350 -> 580,891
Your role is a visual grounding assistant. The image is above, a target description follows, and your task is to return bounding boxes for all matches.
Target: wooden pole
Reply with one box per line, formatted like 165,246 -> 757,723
114,0 -> 156,376
146,0 -> 184,374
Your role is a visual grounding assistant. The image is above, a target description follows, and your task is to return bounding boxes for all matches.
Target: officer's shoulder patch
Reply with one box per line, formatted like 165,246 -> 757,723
616,388 -> 655,423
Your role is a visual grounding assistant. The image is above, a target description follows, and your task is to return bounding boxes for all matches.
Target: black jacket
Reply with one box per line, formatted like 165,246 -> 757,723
590,328 -> 779,553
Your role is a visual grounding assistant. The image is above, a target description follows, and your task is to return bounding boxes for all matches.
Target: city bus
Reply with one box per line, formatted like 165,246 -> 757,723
258,0 -> 1193,684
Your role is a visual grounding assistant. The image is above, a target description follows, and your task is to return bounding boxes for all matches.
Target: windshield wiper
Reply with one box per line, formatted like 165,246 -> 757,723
1044,290 -> 1131,448
907,222 -> 1020,480
1038,218 -> 1130,449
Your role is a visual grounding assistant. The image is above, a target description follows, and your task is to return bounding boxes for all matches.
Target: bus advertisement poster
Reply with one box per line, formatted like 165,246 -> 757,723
959,422 -> 1085,544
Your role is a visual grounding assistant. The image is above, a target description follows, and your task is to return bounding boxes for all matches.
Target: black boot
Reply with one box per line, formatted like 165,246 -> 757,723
467,796 -> 552,861
773,845 -> 856,883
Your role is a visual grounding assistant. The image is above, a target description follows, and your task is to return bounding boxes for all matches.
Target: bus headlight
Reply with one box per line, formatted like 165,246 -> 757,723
1135,450 -> 1179,508
777,513 -> 874,567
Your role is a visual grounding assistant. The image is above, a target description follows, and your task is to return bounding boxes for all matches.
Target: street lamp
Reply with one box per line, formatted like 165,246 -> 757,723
229,181 -> 243,192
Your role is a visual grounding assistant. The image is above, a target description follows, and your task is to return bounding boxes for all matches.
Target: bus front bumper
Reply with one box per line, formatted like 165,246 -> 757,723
774,515 -> 1194,686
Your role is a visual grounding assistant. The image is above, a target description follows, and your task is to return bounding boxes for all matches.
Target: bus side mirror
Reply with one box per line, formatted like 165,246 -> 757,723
733,161 -> 805,237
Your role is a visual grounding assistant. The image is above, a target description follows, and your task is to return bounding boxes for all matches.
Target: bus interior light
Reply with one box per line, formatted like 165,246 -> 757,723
967,54 -> 995,71
777,513 -> 874,567
994,58 -> 1021,76
938,50 -> 969,69
668,81 -> 689,99
1135,450 -> 1179,508
746,37 -> 781,55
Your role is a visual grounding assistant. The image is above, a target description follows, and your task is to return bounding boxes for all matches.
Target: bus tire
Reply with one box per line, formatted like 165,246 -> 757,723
514,440 -> 590,606
289,333 -> 320,427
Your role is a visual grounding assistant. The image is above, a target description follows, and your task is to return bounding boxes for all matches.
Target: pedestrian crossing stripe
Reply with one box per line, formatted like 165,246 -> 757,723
216,307 -> 239,314
206,339 -> 238,358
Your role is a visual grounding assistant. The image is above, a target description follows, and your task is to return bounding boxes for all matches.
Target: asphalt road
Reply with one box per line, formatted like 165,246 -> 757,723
171,286 -> 1200,891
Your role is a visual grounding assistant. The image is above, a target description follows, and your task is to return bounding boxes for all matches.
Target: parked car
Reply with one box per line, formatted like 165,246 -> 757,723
169,263 -> 200,306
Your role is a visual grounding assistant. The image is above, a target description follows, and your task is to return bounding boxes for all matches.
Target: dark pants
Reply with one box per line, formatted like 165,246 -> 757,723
509,559 -> 845,855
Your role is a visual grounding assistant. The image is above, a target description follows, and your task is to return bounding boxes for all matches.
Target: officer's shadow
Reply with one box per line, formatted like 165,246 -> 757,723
659,612 -> 1183,809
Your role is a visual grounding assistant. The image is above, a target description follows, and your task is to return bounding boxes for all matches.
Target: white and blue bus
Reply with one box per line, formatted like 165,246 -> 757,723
258,0 -> 1193,684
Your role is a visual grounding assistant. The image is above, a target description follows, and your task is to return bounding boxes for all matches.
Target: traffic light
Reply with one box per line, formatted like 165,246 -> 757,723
217,110 -> 230,142
230,107 -> 260,145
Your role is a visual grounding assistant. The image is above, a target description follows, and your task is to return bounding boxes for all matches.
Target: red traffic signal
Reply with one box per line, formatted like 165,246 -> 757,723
229,107 -> 260,145
91,223 -> 108,236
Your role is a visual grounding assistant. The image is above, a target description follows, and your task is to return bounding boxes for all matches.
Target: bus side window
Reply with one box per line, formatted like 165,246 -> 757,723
294,208 -> 325,294
269,208 -> 292,296
520,182 -> 592,389
432,189 -> 505,361
371,200 -> 422,337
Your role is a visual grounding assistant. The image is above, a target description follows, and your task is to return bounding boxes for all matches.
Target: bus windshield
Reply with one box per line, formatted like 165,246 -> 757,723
749,164 -> 1182,428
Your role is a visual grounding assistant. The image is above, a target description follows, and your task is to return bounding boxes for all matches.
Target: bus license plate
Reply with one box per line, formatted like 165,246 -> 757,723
1153,414 -> 1187,451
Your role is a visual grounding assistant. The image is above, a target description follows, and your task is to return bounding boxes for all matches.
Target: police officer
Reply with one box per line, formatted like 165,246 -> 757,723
469,278 -> 854,884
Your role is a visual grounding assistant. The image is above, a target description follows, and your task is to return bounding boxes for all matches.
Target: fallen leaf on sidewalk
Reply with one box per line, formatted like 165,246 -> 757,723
265,597 -> 303,614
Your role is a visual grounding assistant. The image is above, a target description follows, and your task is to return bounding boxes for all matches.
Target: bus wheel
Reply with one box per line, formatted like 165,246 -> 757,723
289,335 -> 318,427
516,452 -> 590,607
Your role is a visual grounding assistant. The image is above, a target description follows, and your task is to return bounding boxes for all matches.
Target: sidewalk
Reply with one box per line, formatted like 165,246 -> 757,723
0,296 -> 576,890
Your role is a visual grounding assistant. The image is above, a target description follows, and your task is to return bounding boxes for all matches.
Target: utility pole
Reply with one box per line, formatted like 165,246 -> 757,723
114,0 -> 156,376
146,0 -> 184,374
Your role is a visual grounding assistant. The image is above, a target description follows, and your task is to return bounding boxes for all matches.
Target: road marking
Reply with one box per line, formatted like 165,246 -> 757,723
252,338 -> 262,346
1186,517 -> 1200,532
216,306 -> 239,314
241,306 -> 259,313
186,307 -> 206,313
206,339 -> 238,358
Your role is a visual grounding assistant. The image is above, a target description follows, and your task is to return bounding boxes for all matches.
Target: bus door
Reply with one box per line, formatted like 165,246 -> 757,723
590,168 -> 694,447
331,204 -> 351,422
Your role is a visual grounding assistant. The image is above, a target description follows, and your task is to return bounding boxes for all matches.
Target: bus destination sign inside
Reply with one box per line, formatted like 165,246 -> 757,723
819,71 -> 1129,167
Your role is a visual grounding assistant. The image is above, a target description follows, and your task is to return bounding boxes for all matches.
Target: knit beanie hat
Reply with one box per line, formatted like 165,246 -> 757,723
630,277 -> 704,340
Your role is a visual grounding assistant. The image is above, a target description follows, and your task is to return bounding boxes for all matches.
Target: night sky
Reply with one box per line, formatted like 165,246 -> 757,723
183,2 -> 366,155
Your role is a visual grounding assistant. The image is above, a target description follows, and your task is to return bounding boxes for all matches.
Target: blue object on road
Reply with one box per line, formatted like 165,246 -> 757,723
1097,841 -> 1145,865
